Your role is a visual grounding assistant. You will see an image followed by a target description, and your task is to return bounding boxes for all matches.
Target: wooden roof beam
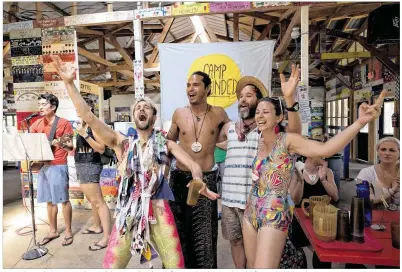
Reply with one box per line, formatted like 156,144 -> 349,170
146,18 -> 174,68
199,17 -> 218,42
106,34 -> 134,68
78,47 -> 134,78
274,9 -> 301,57
233,13 -> 239,42
43,2 -> 70,16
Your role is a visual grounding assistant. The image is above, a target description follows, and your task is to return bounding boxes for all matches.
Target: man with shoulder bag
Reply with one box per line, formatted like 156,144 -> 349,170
30,94 -> 75,247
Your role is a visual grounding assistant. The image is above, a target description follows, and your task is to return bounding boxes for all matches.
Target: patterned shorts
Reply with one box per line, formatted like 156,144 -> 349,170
221,205 -> 244,241
75,162 -> 103,183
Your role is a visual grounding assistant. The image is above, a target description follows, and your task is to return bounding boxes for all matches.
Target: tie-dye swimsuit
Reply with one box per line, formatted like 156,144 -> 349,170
244,133 -> 296,233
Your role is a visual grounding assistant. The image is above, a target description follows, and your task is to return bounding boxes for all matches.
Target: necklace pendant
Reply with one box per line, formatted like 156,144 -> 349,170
196,116 -> 201,122
191,142 -> 202,153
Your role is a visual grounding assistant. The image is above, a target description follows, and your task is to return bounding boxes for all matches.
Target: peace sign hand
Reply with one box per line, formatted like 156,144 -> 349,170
280,64 -> 301,98
357,90 -> 387,126
50,55 -> 76,83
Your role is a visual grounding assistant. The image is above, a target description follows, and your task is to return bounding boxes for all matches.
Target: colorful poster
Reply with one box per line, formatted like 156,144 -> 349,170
171,3 -> 210,16
10,28 -> 41,39
11,38 -> 42,57
12,65 -> 44,83
354,88 -> 372,102
11,55 -> 42,66
42,27 -> 75,44
297,84 -> 311,124
209,2 -> 250,13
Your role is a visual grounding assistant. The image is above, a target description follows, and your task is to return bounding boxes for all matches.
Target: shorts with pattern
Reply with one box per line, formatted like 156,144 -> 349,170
75,162 -> 103,183
221,205 -> 244,241
37,165 -> 69,205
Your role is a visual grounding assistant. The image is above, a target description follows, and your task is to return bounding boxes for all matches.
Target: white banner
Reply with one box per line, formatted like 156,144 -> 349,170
159,41 -> 275,122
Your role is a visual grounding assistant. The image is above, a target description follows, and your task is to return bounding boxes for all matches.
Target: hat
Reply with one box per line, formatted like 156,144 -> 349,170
236,76 -> 269,99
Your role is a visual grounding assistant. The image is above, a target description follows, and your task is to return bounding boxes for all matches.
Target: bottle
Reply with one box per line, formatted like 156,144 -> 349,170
356,180 -> 372,227
186,179 -> 205,206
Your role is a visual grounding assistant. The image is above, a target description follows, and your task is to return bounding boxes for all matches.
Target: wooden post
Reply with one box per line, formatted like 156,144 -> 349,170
233,13 -> 239,42
300,6 -> 309,84
301,6 -> 309,136
36,2 -> 42,21
107,2 -> 113,12
72,2 -> 78,15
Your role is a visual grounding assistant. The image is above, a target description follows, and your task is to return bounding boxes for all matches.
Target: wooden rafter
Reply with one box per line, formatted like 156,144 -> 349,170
3,42 -> 10,57
43,2 -> 70,16
310,3 -> 382,20
200,17 -> 218,42
75,27 -> 104,36
354,35 -> 400,75
257,21 -> 276,41
274,9 -> 301,57
78,47 -> 134,78
146,18 -> 174,68
158,19 -> 176,40
233,13 -> 239,42
279,7 -> 296,22
79,22 -> 132,47
106,34 -> 133,68
224,14 -> 229,38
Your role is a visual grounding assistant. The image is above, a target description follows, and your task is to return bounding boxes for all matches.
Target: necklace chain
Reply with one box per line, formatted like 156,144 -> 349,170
189,105 -> 209,142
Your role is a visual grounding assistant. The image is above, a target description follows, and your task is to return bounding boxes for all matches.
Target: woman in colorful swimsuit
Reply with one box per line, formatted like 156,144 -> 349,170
243,90 -> 387,268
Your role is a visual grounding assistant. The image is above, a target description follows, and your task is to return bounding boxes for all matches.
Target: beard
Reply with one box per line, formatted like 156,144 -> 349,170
238,105 -> 256,120
135,118 -> 153,130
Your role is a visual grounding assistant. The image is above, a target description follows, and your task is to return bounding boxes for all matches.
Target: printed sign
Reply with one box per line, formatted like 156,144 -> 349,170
33,18 -> 65,28
134,7 -> 167,19
209,2 -> 251,13
171,3 -> 210,16
11,38 -> 42,57
42,27 -> 75,44
10,28 -> 41,39
11,56 -> 42,66
135,86 -> 145,99
354,88 -> 372,102
4,21 -> 34,33
253,2 -> 291,8
12,65 -> 44,83
297,84 -> 311,124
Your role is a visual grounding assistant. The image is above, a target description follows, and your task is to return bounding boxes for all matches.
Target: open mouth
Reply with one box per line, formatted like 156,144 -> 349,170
239,104 -> 249,110
139,114 -> 147,121
257,120 -> 266,125
188,94 -> 196,99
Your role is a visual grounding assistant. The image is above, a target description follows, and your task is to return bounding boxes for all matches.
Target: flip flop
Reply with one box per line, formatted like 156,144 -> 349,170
38,235 -> 60,246
81,229 -> 103,235
88,242 -> 108,251
62,236 -> 74,246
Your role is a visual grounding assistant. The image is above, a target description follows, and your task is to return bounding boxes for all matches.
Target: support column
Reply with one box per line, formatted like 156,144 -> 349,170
134,2 -> 145,98
300,6 -> 309,136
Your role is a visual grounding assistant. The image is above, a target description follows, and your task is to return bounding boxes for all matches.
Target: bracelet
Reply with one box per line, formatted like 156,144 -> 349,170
84,134 -> 90,139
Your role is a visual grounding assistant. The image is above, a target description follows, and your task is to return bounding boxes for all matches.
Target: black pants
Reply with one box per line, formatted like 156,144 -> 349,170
169,168 -> 218,269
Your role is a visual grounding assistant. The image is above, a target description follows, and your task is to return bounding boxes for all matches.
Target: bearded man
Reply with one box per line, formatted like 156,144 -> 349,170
50,56 -> 218,268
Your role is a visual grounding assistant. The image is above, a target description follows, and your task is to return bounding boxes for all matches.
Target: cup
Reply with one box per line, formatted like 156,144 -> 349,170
350,197 -> 365,243
313,204 -> 338,242
336,210 -> 351,242
301,195 -> 332,220
186,179 -> 205,206
391,221 -> 400,249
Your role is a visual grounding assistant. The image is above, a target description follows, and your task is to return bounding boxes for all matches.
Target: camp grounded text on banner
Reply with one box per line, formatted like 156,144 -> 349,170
158,41 -> 275,123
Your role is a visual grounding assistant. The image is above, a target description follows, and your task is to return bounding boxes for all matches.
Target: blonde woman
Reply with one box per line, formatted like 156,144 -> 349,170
357,137 -> 400,210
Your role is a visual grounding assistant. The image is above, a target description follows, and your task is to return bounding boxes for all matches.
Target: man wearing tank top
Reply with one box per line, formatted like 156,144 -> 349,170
218,65 -> 302,268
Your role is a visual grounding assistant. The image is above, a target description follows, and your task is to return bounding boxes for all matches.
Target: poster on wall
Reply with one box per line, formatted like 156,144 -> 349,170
159,41 -> 275,123
10,26 -> 79,127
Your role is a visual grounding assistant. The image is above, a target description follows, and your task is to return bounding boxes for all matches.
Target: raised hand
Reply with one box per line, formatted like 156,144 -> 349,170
358,90 -> 387,125
50,55 -> 76,83
280,64 -> 300,98
76,119 -> 89,137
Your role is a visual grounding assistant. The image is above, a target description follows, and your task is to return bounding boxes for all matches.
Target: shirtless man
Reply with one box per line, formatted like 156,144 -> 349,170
219,65 -> 303,269
168,71 -> 230,268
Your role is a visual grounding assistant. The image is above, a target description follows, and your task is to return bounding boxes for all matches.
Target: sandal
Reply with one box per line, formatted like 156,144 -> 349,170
62,236 -> 74,246
38,235 -> 60,246
88,242 -> 108,251
81,229 -> 103,235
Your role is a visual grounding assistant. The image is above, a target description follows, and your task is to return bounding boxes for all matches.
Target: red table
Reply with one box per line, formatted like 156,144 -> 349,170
294,208 -> 400,267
